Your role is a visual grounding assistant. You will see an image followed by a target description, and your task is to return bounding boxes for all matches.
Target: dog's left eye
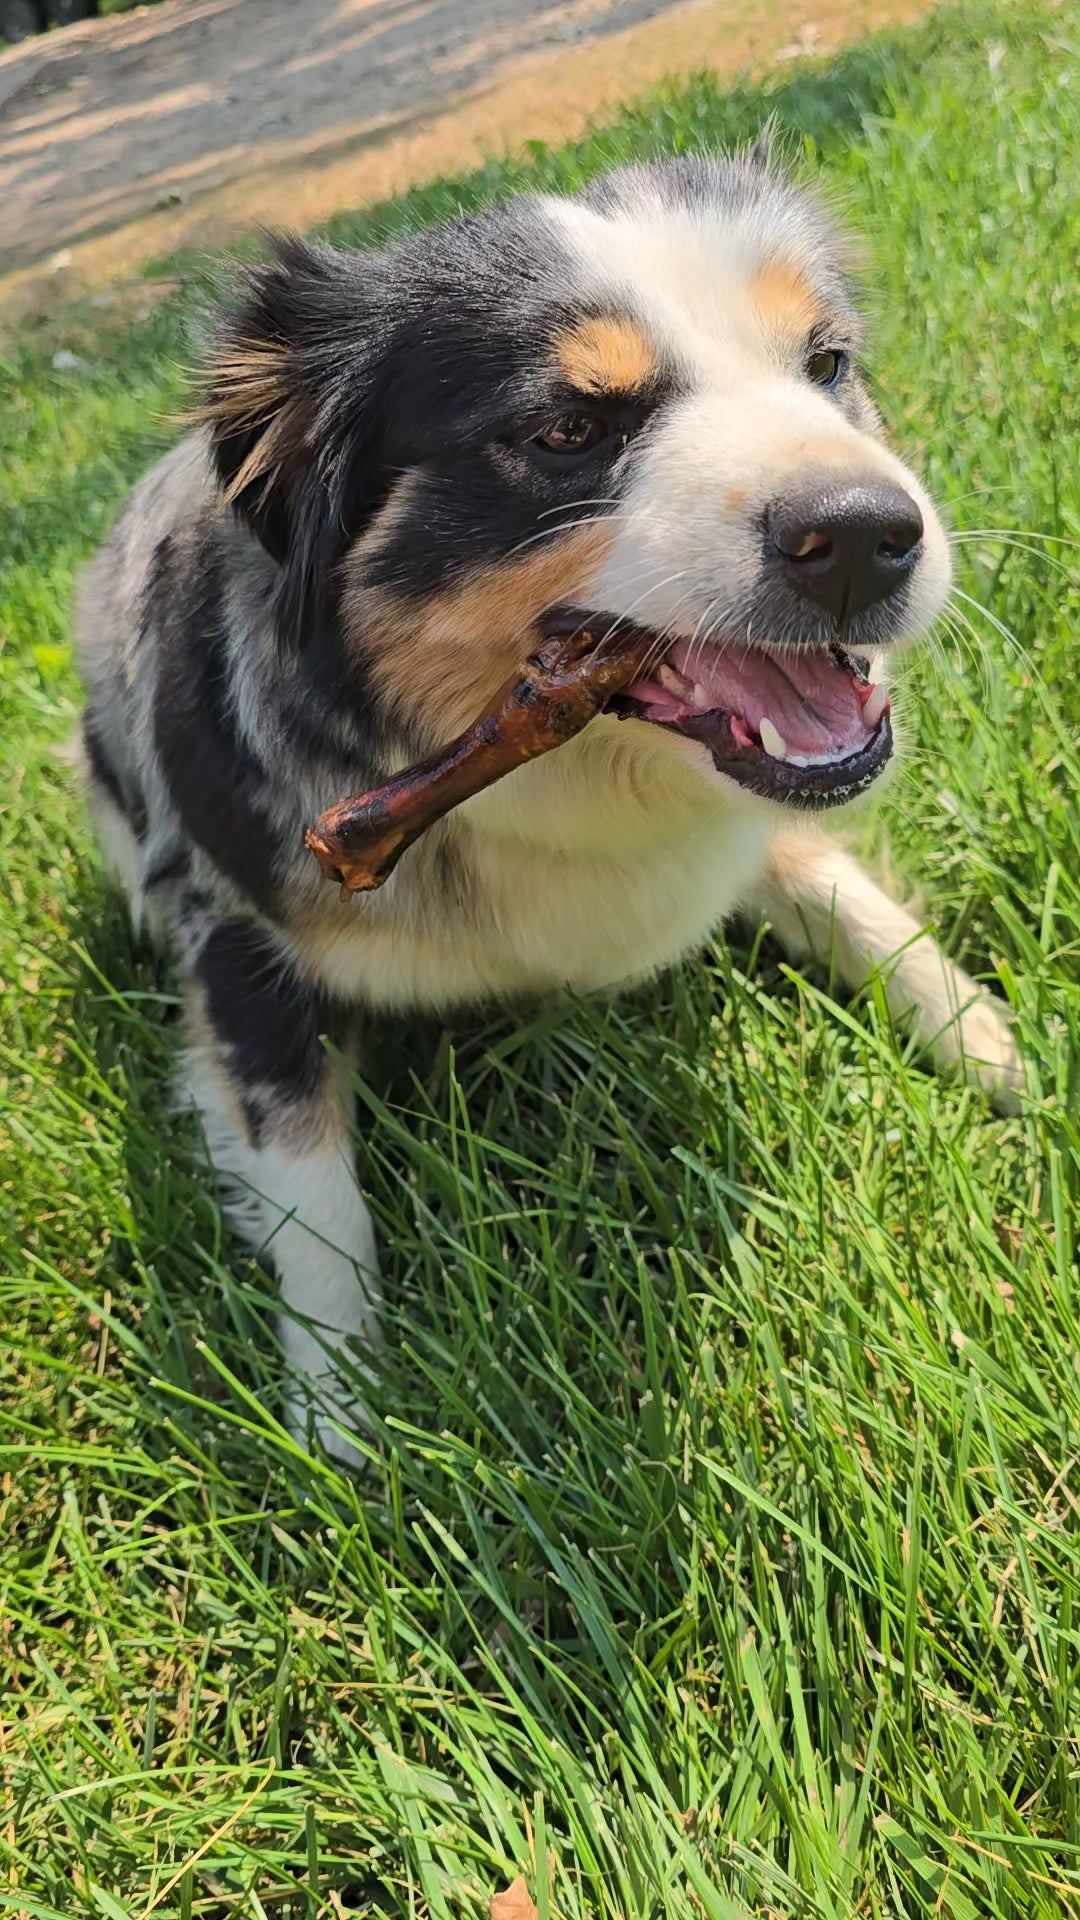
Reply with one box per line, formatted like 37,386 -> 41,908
531,413 -> 612,456
806,348 -> 846,388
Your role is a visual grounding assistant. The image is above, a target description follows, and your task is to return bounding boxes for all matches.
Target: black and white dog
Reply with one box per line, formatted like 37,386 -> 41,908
78,148 -> 1021,1459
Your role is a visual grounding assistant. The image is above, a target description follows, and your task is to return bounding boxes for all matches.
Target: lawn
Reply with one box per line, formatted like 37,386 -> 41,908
2,2 -> 1079,1915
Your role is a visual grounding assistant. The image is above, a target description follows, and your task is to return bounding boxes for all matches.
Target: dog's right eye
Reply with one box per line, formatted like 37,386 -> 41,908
531,413 -> 611,456
806,347 -> 846,389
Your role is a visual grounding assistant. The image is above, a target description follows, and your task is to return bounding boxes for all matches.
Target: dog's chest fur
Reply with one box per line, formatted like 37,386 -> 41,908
288,806 -> 773,1010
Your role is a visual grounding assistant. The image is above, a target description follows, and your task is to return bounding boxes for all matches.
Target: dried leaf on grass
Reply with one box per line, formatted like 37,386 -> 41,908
491,1875 -> 538,1920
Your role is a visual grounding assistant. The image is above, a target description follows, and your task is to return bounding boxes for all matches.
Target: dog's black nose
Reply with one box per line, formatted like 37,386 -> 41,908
767,482 -> 924,622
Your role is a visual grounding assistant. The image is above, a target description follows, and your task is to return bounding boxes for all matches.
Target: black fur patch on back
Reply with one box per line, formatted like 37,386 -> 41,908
150,536 -> 285,919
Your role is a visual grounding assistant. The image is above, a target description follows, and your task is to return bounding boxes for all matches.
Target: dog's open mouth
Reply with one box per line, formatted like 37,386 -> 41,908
609,634 -> 893,807
307,607 -> 898,896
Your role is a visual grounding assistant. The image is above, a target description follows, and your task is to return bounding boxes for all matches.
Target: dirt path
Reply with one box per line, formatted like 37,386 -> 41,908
0,0 -> 930,314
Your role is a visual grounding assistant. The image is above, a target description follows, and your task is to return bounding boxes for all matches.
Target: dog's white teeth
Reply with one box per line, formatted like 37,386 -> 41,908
657,664 -> 691,698
863,682 -> 889,729
759,718 -> 788,761
866,652 -> 886,686
691,682 -> 713,710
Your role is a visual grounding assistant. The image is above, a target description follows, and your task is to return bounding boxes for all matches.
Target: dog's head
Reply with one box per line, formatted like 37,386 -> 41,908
205,148 -> 950,853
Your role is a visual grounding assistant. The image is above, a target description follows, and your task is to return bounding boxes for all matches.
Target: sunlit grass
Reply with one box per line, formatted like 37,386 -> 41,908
1,3 -> 1078,1914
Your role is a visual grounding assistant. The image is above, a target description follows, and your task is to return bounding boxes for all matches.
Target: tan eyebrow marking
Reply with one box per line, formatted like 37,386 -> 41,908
556,314 -> 658,395
748,261 -> 822,337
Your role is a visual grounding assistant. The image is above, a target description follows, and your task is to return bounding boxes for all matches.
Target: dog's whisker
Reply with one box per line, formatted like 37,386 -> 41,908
535,499 -> 618,521
593,573 -> 697,666
942,598 -> 1015,705
942,480 -> 1038,512
949,586 -> 1042,675
946,592 -> 1074,765
496,514 -> 621,567
948,531 -> 1076,576
592,569 -> 693,637
950,526 -> 1080,548
925,610 -> 977,697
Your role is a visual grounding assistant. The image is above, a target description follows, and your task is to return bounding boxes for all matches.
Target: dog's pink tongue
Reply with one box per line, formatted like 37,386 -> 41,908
668,640 -> 870,755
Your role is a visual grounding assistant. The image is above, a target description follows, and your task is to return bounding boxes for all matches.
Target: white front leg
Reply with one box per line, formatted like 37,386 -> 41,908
748,828 -> 1024,1111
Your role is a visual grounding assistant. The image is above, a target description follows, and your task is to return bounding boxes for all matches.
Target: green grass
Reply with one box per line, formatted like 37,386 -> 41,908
2,2 -> 1080,1914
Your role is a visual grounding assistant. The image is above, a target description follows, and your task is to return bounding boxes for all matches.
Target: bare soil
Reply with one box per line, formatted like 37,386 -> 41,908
0,0 -> 930,314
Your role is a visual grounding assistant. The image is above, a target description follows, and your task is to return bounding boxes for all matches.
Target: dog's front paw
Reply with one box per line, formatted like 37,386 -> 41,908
285,1391 -> 371,1469
930,990 -> 1024,1115
280,1320 -> 377,1470
284,1375 -> 374,1469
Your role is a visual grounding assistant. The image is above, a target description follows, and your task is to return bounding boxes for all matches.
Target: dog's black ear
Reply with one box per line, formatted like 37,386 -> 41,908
203,234 -> 389,646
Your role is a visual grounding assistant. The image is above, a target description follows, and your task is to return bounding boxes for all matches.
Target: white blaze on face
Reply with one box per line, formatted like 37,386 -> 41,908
594,380 -> 951,644
546,193 -> 951,648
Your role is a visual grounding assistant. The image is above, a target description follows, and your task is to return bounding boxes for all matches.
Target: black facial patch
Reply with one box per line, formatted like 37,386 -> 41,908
150,536 -> 285,920
351,325 -> 674,603
205,210 -> 680,639
352,249 -> 677,600
357,455 -> 620,602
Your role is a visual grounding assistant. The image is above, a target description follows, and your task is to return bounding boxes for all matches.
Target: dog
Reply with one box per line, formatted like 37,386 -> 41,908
77,145 -> 1023,1460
